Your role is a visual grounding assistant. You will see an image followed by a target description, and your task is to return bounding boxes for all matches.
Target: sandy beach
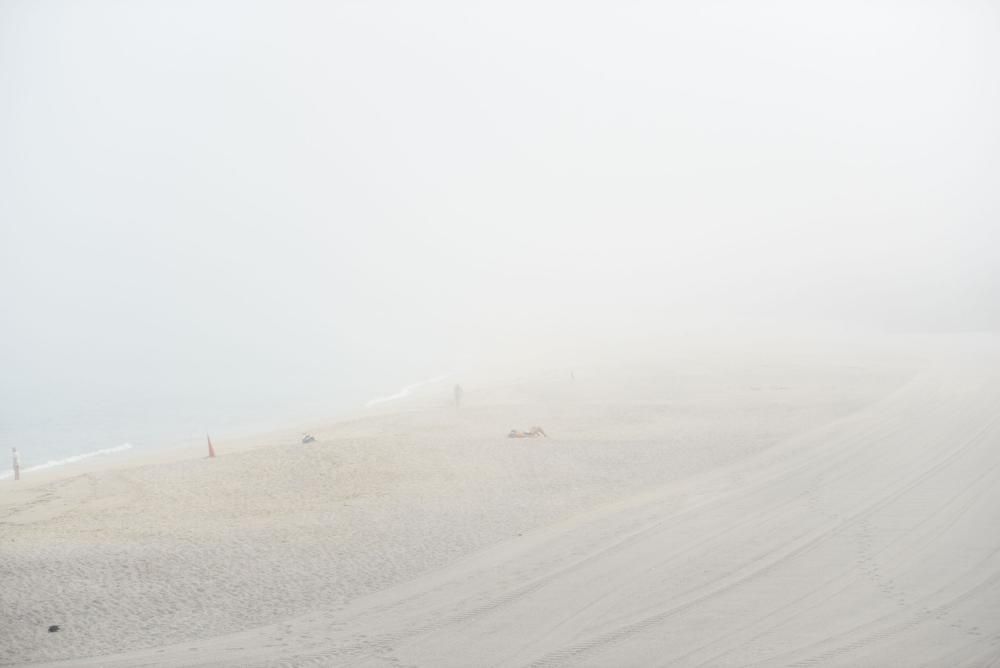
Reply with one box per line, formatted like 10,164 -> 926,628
3,334 -> 999,667
5,0 -> 996,663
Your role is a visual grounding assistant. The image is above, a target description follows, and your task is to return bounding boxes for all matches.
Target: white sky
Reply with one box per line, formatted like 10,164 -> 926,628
1,0 -> 998,402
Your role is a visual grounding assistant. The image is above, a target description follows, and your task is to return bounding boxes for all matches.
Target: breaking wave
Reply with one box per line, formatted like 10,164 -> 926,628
365,375 -> 450,408
1,443 -> 133,480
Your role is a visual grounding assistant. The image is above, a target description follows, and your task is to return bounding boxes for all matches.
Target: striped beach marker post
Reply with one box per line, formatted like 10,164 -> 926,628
207,434 -> 216,459
12,447 -> 20,481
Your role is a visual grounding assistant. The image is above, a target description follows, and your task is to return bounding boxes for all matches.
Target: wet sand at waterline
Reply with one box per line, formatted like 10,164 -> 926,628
4,334 -> 1000,667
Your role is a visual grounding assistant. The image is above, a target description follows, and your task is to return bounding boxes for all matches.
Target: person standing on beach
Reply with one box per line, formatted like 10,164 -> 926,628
12,447 -> 20,482
454,384 -> 463,409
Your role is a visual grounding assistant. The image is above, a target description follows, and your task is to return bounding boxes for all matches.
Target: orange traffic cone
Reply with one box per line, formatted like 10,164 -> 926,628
207,434 -> 216,459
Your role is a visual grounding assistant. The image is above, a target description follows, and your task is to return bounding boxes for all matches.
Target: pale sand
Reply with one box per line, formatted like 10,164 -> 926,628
3,334 -> 1000,667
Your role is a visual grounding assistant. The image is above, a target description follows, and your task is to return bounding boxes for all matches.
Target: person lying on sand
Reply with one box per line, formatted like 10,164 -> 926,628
507,426 -> 548,438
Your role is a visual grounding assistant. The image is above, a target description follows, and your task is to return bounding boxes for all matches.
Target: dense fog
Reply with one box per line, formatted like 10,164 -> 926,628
2,0 -> 997,409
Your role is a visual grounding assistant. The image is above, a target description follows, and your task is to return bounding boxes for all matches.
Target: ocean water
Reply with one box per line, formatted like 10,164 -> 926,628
1,374 -> 448,480
364,375 -> 449,407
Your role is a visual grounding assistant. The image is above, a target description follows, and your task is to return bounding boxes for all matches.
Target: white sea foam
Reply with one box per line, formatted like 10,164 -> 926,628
1,443 -> 133,480
0,378 -> 449,481
365,375 -> 449,408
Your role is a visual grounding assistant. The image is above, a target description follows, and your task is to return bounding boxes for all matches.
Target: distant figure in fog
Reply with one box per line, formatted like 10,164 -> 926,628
12,447 -> 20,481
454,384 -> 463,409
507,426 -> 548,438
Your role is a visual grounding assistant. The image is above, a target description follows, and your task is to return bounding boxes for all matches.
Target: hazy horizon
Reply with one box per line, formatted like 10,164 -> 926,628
2,0 -> 998,459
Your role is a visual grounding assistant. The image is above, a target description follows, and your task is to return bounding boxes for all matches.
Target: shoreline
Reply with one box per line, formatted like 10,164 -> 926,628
0,374 -> 453,490
1,327 -> 964,487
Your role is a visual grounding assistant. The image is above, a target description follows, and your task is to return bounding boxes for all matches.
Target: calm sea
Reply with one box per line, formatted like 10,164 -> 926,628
0,374 -> 447,480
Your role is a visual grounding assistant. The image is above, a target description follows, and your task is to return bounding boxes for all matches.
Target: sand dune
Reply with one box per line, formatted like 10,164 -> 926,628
4,335 -> 999,667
